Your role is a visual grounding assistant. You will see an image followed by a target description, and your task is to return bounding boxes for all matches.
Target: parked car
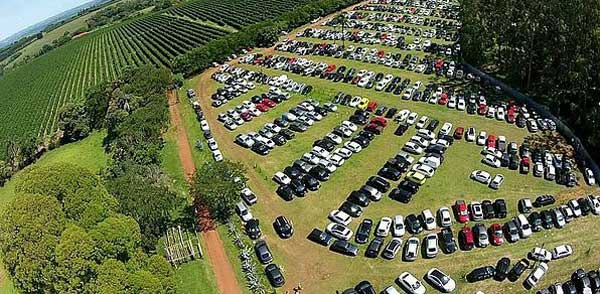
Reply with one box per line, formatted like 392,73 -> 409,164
396,272 -> 426,294
307,228 -> 333,246
254,240 -> 274,264
403,237 -> 420,262
330,239 -> 359,257
467,266 -> 496,282
265,264 -> 285,287
382,237 -> 403,260
508,258 -> 530,282
273,215 -> 293,238
425,268 -> 456,293
495,257 -> 511,281
524,262 -> 548,289
327,222 -> 353,241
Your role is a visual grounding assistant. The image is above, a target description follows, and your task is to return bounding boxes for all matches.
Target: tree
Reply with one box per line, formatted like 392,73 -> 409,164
84,82 -> 111,129
89,215 -> 142,262
89,259 -> 130,293
107,164 -> 183,251
0,195 -> 66,293
58,103 -> 91,142
53,225 -> 95,293
191,160 -> 247,222
15,162 -> 118,227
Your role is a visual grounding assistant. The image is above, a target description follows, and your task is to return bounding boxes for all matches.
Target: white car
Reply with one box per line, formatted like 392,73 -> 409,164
568,199 -> 582,217
426,268 -> 456,293
264,123 -> 281,133
329,210 -> 353,226
273,172 -> 291,185
235,201 -> 253,222
438,207 -> 452,227
482,154 -> 501,168
439,122 -> 453,136
396,272 -> 426,294
240,187 -> 257,205
381,286 -> 401,294
311,146 -> 330,159
421,209 -> 436,230
552,245 -> 573,260
416,116 -> 429,129
326,133 -> 343,144
424,233 -> 438,258
396,109 -> 410,122
392,215 -> 405,237
302,152 -> 320,165
489,174 -> 505,189
318,159 -> 337,173
466,127 -> 476,142
342,120 -> 358,132
344,141 -> 362,153
207,138 -> 219,151
419,156 -> 440,169
524,262 -> 548,289
403,142 -> 424,155
471,170 -> 492,184
327,154 -> 345,167
517,214 -> 532,238
470,202 -> 484,221
588,196 -> 600,215
200,120 -> 210,131
410,135 -> 430,148
530,247 -> 552,262
412,164 -> 435,178
376,217 -> 393,237
326,222 -> 353,240
212,150 -> 223,162
476,131 -> 487,145
406,112 -> 418,125
334,148 -> 353,159
585,168 -> 596,185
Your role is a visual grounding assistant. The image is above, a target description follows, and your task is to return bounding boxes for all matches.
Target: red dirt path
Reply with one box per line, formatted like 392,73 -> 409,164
167,90 -> 241,294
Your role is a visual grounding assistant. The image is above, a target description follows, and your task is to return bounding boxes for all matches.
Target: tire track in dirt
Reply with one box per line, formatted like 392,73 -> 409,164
167,90 -> 242,294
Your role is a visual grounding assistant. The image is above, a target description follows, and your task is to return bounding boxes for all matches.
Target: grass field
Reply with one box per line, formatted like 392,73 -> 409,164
188,2 -> 600,292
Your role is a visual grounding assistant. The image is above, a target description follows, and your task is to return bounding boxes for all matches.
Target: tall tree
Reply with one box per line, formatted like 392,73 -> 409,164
58,103 -> 91,142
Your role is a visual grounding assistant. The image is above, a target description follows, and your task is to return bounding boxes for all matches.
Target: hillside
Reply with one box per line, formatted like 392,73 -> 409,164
0,0 -> 310,158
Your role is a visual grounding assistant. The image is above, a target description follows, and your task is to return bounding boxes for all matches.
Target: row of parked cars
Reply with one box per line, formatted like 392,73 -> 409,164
537,268 -> 600,294
234,99 -> 337,155
357,0 -> 461,21
341,268 -> 456,294
187,97 -> 223,162
210,64 -> 312,108
467,244 -> 573,290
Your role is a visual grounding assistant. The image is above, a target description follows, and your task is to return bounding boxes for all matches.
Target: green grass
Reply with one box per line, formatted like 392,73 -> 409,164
174,259 -> 219,294
196,49 -> 600,293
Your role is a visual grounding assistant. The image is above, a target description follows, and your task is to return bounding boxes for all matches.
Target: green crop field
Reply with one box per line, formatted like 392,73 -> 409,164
0,0 -> 312,158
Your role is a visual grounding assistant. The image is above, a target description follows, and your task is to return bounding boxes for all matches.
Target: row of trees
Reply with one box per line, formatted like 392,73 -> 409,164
0,163 -> 174,293
460,0 -> 600,161
172,0 -> 362,76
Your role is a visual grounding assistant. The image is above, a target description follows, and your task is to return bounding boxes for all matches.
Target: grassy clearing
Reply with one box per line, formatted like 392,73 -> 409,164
197,47 -> 600,293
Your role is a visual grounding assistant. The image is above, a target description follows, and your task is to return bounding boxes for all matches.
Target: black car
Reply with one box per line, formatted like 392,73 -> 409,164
289,122 -> 308,132
299,174 -> 319,191
254,240 -> 273,264
439,227 -> 457,254
495,257 -> 511,281
578,197 -> 592,216
273,215 -> 293,239
494,199 -> 508,218
571,268 -> 592,291
313,139 -> 336,151
283,166 -> 303,180
405,214 -> 423,234
365,237 -> 384,258
251,142 -> 270,155
366,176 -> 390,193
352,136 -> 370,148
355,219 -> 373,244
347,190 -> 371,207
528,212 -> 543,232
541,210 -> 554,229
385,108 -> 398,119
245,219 -> 261,240
562,281 -> 577,294
588,271 -> 600,292
307,228 -> 332,246
482,200 -> 495,219
378,166 -> 402,181
340,201 -> 363,217
534,194 -> 556,207
508,258 -> 530,282
272,134 -> 287,146
279,128 -> 295,140
265,264 -> 285,287
276,185 -> 294,201
503,220 -> 520,243
386,158 -> 411,173
394,123 -> 409,136
389,187 -> 413,203
349,114 -> 368,125
309,166 -> 330,181
426,119 -> 439,131
330,239 -> 359,256
467,266 -> 496,282
289,179 -> 307,197
354,280 -> 376,294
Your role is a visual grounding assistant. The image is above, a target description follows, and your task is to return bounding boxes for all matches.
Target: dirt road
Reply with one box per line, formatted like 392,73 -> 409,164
167,90 -> 241,294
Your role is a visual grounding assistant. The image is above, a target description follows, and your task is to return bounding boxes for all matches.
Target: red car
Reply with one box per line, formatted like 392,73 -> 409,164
454,200 -> 469,223
325,64 -> 336,73
262,98 -> 276,108
370,116 -> 387,127
520,157 -> 530,174
453,127 -> 465,139
489,223 -> 504,246
240,111 -> 252,122
256,103 -> 270,112
460,226 -> 474,250
506,109 -> 516,123
478,104 -> 488,115
364,123 -> 383,135
486,134 -> 496,148
438,93 -> 449,105
367,101 -> 378,112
